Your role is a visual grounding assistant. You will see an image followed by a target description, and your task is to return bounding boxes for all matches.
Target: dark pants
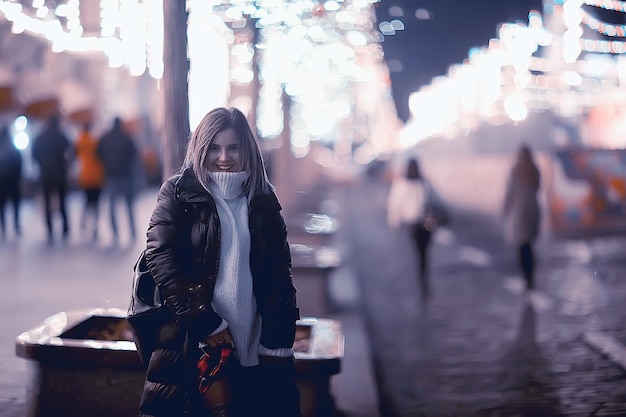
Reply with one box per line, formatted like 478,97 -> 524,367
42,182 -> 69,241
104,177 -> 136,241
519,242 -> 535,289
197,354 -> 301,417
80,187 -> 102,238
411,223 -> 432,300
0,176 -> 21,236
228,357 -> 301,417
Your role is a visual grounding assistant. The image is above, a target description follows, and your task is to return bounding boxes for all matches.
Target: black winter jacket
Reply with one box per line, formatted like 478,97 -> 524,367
96,125 -> 138,179
139,169 -> 299,417
32,126 -> 72,186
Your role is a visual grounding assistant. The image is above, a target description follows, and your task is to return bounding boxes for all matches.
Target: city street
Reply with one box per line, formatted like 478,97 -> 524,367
3,2 -> 626,416
1,175 -> 626,417
337,177 -> 626,416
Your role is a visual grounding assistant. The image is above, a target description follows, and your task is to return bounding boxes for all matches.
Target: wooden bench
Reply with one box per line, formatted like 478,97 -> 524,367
15,309 -> 344,417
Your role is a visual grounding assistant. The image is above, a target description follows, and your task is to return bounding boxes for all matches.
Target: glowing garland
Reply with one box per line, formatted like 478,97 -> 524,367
581,37 -> 626,53
0,0 -> 379,78
583,0 -> 626,12
563,1 -> 626,52
581,7 -> 626,37
0,0 -> 159,77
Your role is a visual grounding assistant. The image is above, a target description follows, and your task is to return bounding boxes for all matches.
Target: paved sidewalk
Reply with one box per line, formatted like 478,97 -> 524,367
4,176 -> 625,417
0,187 -> 379,417
339,178 -> 626,416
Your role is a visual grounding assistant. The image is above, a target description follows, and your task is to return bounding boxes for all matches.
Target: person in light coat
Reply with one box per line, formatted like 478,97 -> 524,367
387,157 -> 434,301
502,144 -> 541,290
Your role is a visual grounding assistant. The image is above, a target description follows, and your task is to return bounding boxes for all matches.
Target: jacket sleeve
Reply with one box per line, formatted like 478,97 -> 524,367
258,209 -> 300,349
145,180 -> 222,340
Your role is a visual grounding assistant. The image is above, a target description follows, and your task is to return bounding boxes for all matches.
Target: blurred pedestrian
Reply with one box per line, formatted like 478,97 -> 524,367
502,144 -> 541,290
74,122 -> 104,241
0,125 -> 23,239
96,116 -> 138,244
32,115 -> 73,244
387,156 -> 436,301
133,107 -> 301,417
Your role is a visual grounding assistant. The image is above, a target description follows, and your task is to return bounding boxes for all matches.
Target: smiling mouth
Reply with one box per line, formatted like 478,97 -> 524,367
217,165 -> 233,171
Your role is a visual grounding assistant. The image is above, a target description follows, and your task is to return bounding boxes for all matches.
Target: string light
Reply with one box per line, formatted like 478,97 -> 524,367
401,2 -> 626,146
1,0 -> 394,159
581,37 -> 626,53
581,8 -> 626,37
576,0 -> 626,52
208,0 -> 387,151
583,0 -> 626,12
0,0 -> 160,76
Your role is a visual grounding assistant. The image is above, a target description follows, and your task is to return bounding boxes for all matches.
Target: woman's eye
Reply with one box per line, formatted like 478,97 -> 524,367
228,145 -> 239,152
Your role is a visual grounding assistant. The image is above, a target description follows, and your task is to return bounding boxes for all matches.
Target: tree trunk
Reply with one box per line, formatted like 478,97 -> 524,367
162,0 -> 190,179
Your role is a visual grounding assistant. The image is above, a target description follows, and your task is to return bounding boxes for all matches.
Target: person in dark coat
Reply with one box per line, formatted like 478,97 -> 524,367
32,115 -> 73,243
96,116 -> 138,243
0,125 -> 23,239
135,107 -> 301,417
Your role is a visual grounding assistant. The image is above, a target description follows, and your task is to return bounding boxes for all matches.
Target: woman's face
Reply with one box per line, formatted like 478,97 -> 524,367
206,128 -> 242,172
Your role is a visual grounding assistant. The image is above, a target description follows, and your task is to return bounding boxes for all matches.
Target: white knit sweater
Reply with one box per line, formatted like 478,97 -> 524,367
207,171 -> 292,366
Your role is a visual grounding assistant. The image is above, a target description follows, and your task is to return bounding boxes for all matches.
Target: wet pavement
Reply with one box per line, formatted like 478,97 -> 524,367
335,178 -> 626,417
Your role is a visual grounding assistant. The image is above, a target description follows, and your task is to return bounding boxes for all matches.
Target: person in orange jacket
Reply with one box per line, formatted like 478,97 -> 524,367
75,122 -> 104,241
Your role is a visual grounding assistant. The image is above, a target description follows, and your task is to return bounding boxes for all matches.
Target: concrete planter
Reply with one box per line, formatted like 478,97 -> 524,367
16,309 -> 343,417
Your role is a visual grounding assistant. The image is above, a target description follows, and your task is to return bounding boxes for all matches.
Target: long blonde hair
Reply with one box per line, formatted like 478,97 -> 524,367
181,107 -> 274,199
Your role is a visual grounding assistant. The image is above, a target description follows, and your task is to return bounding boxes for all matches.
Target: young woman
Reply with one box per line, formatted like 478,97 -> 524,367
387,157 -> 434,301
138,107 -> 301,417
502,144 -> 541,290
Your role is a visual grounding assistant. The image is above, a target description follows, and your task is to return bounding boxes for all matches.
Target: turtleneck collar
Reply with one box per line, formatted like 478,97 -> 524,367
208,171 -> 248,200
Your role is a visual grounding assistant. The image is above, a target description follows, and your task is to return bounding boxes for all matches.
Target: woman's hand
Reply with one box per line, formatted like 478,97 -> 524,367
203,330 -> 233,348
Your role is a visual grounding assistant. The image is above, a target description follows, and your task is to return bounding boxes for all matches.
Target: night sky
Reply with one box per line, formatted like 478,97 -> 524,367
375,0 -> 544,122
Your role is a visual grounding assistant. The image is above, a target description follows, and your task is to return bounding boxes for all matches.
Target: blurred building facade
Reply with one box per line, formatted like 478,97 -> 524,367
0,0 -> 399,209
